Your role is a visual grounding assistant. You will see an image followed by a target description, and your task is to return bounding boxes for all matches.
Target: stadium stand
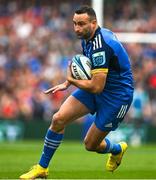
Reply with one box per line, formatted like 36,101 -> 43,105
0,0 -> 155,130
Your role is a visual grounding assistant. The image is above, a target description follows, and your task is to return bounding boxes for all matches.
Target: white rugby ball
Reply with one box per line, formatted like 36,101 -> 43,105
71,54 -> 92,80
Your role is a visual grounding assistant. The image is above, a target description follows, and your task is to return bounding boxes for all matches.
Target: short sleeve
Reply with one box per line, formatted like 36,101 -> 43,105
91,50 -> 109,74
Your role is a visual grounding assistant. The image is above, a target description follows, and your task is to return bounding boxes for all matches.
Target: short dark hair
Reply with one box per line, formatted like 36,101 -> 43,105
75,5 -> 97,21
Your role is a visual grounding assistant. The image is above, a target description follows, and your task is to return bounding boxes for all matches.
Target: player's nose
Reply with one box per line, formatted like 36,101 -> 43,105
74,25 -> 81,33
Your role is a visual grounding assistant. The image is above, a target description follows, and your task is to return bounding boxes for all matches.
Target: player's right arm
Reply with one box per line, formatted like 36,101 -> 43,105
67,64 -> 107,94
44,80 -> 71,94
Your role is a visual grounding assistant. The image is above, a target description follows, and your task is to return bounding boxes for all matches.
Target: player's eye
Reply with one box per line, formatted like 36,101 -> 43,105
77,22 -> 86,27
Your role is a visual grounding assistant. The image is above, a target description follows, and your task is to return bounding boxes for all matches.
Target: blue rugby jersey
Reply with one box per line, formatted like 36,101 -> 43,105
81,27 -> 134,98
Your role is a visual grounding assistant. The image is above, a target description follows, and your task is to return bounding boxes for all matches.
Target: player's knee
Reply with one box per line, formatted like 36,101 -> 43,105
51,112 -> 65,131
84,138 -> 96,152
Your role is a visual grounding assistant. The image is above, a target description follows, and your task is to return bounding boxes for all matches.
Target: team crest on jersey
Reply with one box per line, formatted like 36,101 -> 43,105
92,51 -> 106,67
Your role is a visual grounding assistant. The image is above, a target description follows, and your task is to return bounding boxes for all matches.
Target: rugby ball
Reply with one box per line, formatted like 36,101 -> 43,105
71,54 -> 92,80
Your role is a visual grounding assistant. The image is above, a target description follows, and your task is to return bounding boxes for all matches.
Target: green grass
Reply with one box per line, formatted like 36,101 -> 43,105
0,141 -> 156,179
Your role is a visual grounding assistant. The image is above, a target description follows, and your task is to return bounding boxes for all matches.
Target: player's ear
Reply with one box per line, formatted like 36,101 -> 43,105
92,19 -> 97,24
91,19 -> 97,28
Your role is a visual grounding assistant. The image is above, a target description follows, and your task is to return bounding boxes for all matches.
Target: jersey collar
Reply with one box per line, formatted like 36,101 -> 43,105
90,26 -> 101,41
85,26 -> 101,44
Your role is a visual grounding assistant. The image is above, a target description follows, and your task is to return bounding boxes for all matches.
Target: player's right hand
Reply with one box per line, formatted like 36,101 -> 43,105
44,81 -> 70,94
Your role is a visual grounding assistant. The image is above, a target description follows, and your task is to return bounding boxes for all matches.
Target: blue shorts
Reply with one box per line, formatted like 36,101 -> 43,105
72,89 -> 133,132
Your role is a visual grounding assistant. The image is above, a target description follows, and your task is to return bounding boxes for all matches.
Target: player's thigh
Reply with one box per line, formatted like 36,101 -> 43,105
84,123 -> 109,148
55,95 -> 91,124
95,100 -> 132,132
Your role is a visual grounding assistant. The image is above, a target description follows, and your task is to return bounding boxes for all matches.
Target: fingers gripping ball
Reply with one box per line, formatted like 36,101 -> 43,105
71,54 -> 92,80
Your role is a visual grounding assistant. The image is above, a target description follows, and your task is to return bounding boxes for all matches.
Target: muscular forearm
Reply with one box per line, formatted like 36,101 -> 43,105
68,77 -> 104,94
69,78 -> 93,91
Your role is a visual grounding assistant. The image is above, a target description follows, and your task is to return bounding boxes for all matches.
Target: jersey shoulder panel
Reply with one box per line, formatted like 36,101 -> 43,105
100,28 -> 127,56
91,29 -> 113,70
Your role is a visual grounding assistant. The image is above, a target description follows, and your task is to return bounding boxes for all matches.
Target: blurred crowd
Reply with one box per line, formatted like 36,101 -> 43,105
0,0 -> 156,127
105,0 -> 156,32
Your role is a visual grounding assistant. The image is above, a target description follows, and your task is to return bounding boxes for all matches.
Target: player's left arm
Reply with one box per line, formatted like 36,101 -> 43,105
67,65 -> 107,94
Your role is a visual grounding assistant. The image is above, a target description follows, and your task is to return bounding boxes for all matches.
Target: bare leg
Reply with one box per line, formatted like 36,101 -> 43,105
38,95 -> 91,169
50,95 -> 91,133
84,123 -> 109,152
19,95 -> 92,179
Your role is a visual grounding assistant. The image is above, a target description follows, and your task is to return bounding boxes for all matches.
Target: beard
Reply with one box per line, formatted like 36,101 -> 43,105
76,29 -> 92,40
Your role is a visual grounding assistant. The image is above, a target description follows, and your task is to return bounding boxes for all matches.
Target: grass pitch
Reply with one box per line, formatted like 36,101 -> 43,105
0,141 -> 156,179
